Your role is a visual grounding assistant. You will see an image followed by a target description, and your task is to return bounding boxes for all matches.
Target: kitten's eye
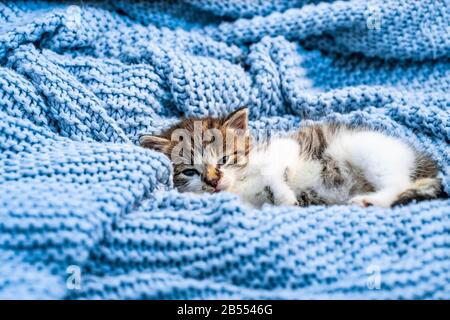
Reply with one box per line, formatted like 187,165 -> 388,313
220,155 -> 229,165
182,169 -> 200,177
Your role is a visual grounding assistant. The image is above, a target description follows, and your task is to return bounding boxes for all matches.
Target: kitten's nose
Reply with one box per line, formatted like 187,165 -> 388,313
207,178 -> 219,188
205,165 -> 221,189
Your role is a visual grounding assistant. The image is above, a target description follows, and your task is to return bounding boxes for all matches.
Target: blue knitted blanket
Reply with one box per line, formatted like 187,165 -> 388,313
0,0 -> 449,299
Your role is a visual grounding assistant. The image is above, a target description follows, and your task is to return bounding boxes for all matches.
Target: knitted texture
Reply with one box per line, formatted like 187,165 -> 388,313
0,0 -> 449,299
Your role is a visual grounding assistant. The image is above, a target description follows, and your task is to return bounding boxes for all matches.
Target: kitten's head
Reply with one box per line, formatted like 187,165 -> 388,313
140,108 -> 250,193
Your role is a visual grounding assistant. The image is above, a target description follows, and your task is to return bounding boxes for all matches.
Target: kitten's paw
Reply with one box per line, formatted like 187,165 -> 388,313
349,196 -> 373,208
274,193 -> 298,206
349,195 -> 392,208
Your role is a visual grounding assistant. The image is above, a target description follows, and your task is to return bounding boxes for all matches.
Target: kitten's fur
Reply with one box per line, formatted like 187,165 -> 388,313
140,108 -> 445,208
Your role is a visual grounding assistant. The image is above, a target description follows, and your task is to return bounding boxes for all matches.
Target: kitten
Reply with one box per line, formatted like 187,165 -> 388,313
140,108 -> 445,208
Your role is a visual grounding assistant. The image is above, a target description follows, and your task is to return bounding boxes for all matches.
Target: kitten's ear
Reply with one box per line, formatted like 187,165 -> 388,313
139,135 -> 170,154
223,107 -> 248,131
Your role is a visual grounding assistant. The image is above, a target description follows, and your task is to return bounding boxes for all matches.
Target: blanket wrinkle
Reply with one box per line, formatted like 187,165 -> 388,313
0,0 -> 449,299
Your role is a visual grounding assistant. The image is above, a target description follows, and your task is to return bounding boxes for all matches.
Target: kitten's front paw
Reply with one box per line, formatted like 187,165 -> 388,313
274,193 -> 299,206
348,195 -> 391,208
349,196 -> 373,208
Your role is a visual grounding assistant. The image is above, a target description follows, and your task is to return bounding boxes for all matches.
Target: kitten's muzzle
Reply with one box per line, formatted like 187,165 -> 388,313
207,177 -> 219,189
204,165 -> 222,191
212,176 -> 231,193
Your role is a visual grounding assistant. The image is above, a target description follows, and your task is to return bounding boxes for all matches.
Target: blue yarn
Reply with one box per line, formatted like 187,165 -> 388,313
0,0 -> 449,299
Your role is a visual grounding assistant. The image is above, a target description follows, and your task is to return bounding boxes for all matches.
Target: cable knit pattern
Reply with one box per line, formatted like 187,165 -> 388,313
0,0 -> 449,299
